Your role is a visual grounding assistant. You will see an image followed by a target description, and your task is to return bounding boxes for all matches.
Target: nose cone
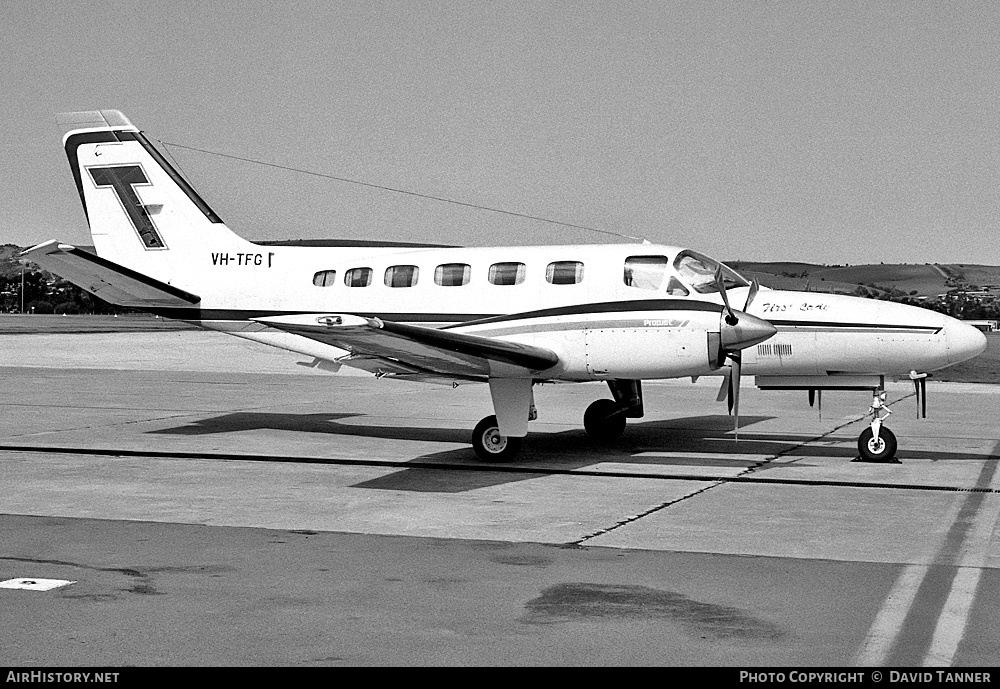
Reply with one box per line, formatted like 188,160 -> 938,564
944,318 -> 988,366
721,310 -> 778,350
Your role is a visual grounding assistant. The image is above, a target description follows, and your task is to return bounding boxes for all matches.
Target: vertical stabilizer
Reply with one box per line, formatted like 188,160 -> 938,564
59,110 -> 255,283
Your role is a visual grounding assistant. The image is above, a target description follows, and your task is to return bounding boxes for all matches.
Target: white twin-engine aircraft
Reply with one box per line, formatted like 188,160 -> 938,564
22,110 -> 987,463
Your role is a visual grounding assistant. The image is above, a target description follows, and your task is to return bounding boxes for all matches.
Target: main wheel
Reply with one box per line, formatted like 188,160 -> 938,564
583,399 -> 627,443
857,426 -> 898,463
472,415 -> 522,462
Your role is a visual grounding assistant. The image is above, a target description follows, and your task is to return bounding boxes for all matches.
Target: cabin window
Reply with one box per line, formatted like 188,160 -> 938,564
344,267 -> 373,287
624,256 -> 668,290
384,265 -> 419,288
488,262 -> 525,286
312,270 -> 337,287
546,261 -> 584,285
435,263 -> 471,286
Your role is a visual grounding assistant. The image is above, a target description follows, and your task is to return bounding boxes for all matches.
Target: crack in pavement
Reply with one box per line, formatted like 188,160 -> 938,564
571,392 -> 913,545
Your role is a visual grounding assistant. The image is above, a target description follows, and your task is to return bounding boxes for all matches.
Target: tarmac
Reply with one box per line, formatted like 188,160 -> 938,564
1,330 -> 999,666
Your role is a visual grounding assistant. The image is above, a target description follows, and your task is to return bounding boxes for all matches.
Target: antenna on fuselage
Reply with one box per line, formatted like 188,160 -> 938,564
153,137 -> 648,243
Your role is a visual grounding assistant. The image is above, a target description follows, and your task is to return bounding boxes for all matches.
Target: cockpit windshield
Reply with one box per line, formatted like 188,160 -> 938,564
672,250 -> 749,294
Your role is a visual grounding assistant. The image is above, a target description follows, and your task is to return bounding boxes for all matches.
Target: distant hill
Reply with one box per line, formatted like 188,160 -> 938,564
0,244 -> 23,279
728,261 -> 1000,300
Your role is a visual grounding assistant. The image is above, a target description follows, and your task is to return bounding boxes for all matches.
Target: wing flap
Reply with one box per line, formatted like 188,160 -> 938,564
255,313 -> 559,379
20,240 -> 200,308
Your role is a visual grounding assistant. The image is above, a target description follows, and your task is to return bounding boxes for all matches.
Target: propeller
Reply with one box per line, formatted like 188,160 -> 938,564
712,268 -> 768,438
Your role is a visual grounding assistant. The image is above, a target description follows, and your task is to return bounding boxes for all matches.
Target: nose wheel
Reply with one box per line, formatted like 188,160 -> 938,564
857,426 -> 898,463
854,385 -> 900,463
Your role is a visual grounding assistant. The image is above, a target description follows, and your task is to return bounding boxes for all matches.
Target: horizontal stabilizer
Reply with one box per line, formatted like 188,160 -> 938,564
19,240 -> 200,308
255,313 -> 559,379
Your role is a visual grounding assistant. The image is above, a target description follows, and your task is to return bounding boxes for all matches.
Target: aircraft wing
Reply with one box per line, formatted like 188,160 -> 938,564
255,313 -> 559,379
19,240 -> 200,308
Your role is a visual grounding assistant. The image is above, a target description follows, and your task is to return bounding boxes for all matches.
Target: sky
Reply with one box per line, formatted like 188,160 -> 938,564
2,0 -> 999,264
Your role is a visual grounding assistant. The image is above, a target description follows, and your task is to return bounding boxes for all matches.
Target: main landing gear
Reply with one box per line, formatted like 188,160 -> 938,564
471,379 -> 644,461
471,415 -> 523,462
584,380 -> 644,443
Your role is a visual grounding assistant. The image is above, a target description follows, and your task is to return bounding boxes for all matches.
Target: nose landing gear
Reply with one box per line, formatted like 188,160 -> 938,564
854,385 -> 900,463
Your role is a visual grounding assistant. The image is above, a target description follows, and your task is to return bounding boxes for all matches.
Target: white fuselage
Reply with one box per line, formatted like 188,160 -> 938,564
179,240 -> 983,382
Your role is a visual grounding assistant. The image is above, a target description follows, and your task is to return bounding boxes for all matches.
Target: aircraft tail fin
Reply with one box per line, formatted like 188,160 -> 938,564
58,110 -> 255,284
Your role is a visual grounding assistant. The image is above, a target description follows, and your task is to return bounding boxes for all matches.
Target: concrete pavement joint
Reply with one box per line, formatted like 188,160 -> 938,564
570,392 -> 923,546
571,480 -> 727,545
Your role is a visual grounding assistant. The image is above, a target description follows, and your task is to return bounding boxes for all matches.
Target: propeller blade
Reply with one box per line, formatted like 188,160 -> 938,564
744,278 -> 760,311
909,370 -> 929,419
716,369 -> 731,402
731,353 -> 742,440
730,354 -> 741,417
714,265 -> 738,325
921,378 -> 927,418
914,376 -> 927,418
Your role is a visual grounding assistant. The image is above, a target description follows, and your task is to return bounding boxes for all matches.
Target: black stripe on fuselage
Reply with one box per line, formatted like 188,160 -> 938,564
146,307 -> 497,322
769,319 -> 942,333
142,304 -> 942,336
146,299 -> 724,324
442,299 -> 724,329
143,300 -> 721,324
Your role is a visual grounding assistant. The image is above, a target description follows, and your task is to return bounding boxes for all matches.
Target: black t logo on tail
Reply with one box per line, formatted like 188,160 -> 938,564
88,165 -> 166,249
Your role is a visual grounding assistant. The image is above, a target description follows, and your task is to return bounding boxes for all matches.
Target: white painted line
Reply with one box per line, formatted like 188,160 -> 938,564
923,566 -> 983,667
0,577 -> 75,591
921,493 -> 1000,667
854,564 -> 928,666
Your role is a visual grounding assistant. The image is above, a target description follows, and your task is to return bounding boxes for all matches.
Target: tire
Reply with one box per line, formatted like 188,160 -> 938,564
583,399 -> 627,443
857,426 -> 898,463
472,415 -> 522,462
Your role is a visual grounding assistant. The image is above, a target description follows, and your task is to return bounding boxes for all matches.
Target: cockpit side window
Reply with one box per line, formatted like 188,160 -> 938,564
666,276 -> 689,296
624,256 -> 668,290
672,250 -> 748,294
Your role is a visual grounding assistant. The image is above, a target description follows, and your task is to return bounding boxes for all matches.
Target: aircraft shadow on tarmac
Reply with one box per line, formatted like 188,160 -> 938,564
148,411 -> 996,493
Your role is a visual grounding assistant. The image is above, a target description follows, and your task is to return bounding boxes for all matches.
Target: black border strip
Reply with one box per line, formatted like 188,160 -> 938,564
2,444 -> 996,494
123,131 -> 224,223
64,129 -> 224,226
65,131 -> 118,222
